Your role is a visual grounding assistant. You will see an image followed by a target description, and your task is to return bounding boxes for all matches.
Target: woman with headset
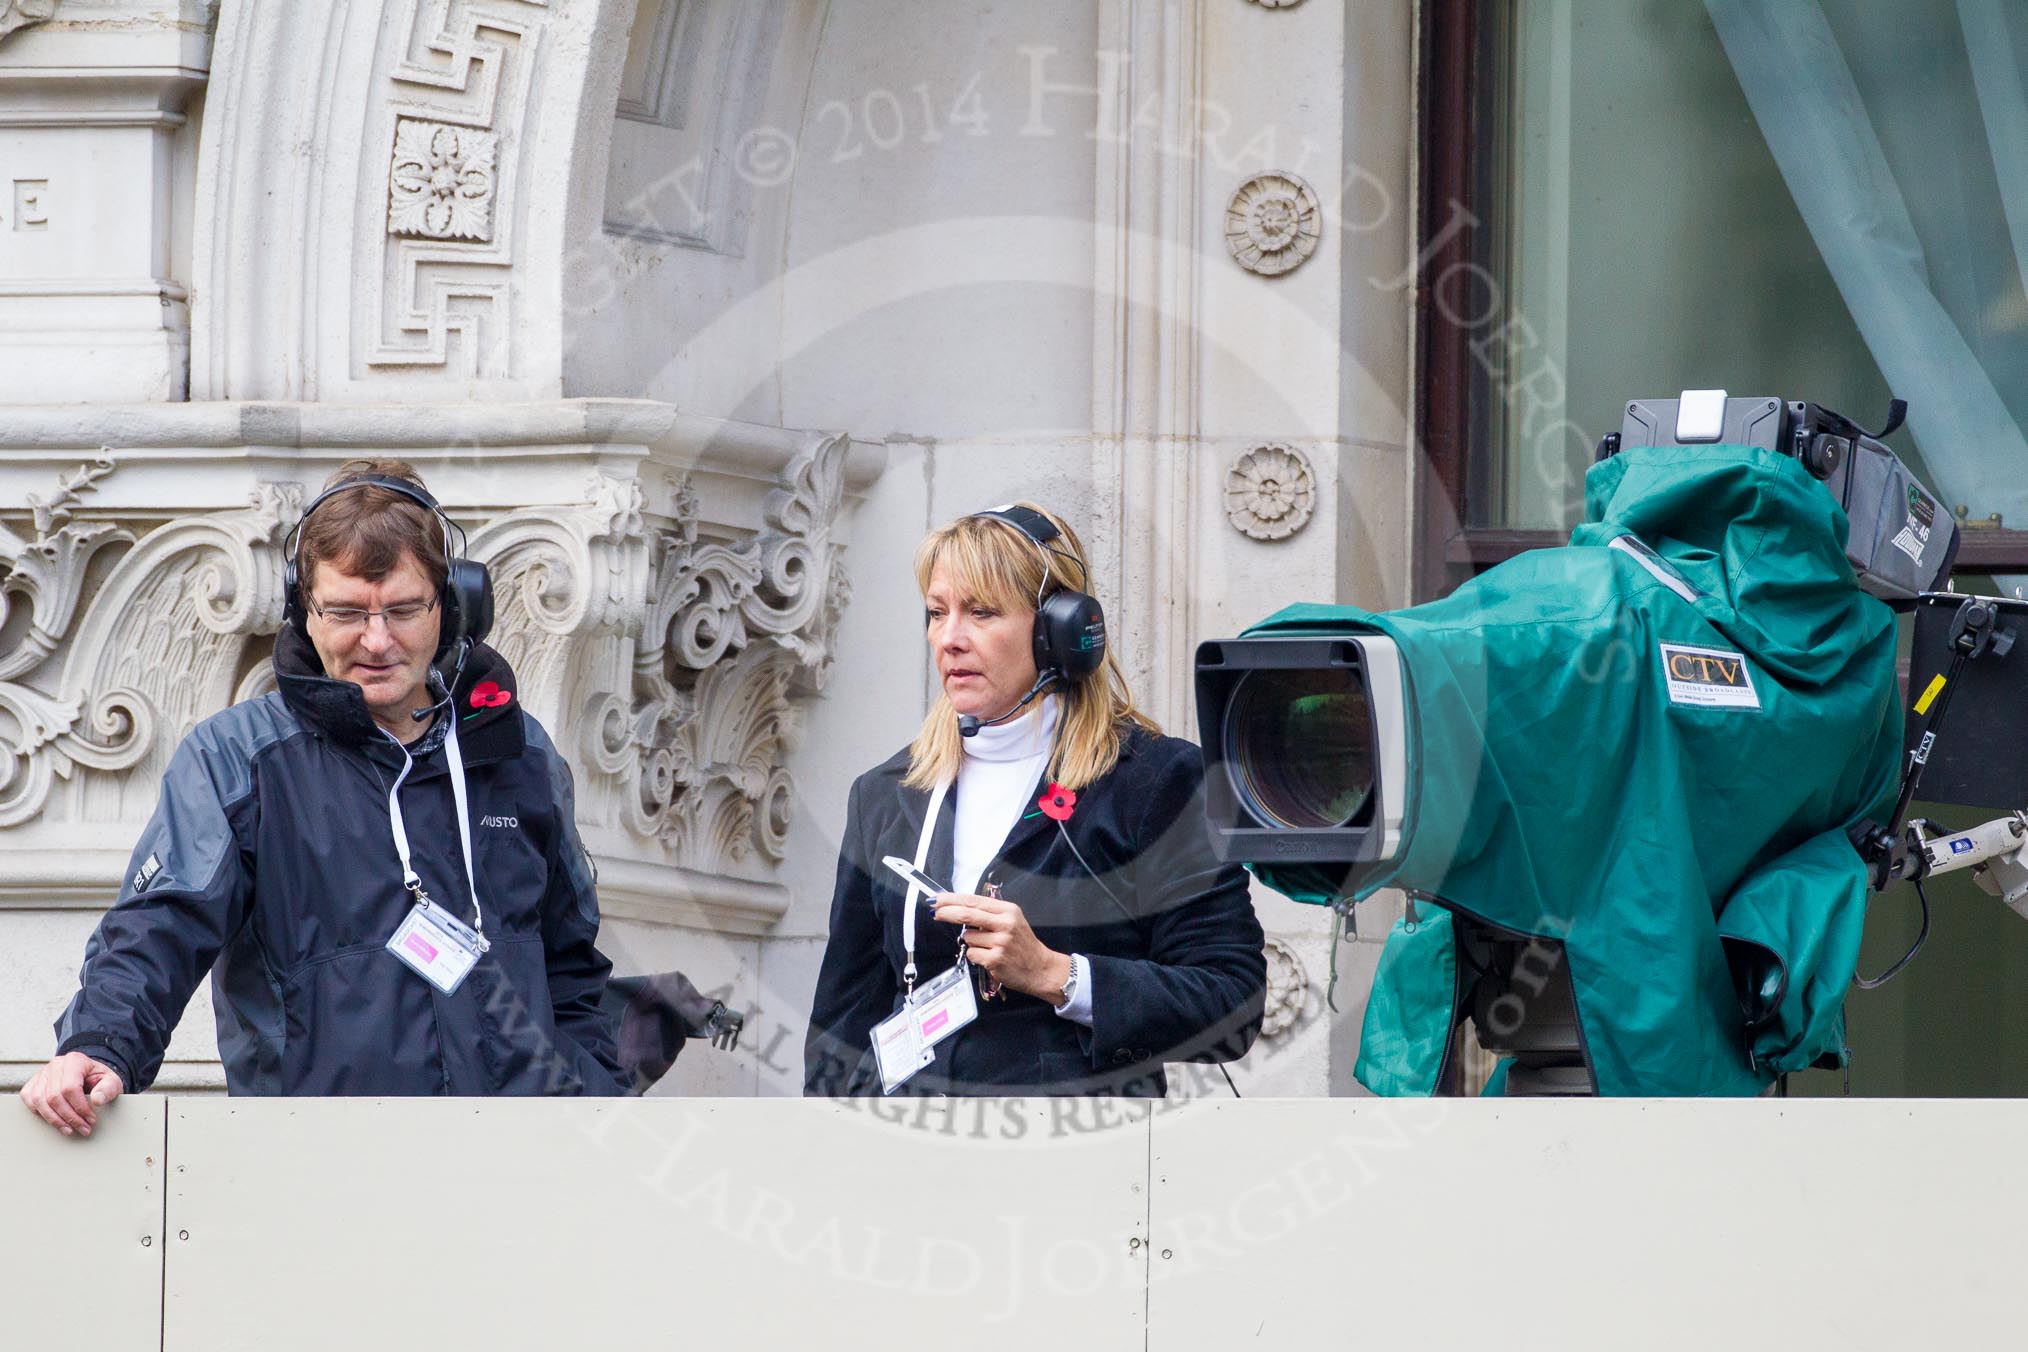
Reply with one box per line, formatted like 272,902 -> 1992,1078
803,503 -> 1266,1097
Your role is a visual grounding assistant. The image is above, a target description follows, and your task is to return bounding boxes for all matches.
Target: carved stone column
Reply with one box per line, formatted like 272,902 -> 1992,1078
1088,0 -> 1205,736
0,1 -> 213,401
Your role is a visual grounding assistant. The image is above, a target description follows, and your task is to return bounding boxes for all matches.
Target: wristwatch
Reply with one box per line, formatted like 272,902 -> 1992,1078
1054,957 -> 1079,1011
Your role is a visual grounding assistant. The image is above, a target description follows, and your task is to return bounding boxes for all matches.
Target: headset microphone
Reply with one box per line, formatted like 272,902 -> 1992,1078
957,671 -> 1057,738
409,638 -> 473,722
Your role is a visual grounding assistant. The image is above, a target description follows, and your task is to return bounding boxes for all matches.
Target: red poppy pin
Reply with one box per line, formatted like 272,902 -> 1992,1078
468,680 -> 512,710
1037,783 -> 1077,822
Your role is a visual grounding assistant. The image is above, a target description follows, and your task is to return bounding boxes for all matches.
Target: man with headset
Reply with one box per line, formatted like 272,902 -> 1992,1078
20,460 -> 624,1135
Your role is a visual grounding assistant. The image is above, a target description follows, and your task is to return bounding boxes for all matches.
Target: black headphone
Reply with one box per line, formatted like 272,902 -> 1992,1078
974,504 -> 1108,683
281,474 -> 494,662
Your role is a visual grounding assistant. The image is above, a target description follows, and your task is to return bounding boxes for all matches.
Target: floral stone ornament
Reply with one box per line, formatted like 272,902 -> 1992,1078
387,118 -> 498,241
1225,445 -> 1317,540
1225,171 -> 1322,277
1260,939 -> 1310,1040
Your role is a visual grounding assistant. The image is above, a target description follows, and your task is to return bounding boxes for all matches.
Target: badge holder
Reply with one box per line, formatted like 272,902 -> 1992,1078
387,888 -> 490,996
870,783 -> 978,1093
378,713 -> 491,996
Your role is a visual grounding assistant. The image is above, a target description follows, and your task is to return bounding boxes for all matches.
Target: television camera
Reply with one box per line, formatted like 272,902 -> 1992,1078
1196,390 -> 2015,1094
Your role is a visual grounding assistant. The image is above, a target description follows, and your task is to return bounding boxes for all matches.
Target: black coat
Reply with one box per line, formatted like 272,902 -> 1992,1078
803,728 -> 1266,1096
54,628 -> 625,1096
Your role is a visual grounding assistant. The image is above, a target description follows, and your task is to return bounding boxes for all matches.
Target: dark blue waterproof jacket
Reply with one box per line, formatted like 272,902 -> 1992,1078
54,627 -> 625,1096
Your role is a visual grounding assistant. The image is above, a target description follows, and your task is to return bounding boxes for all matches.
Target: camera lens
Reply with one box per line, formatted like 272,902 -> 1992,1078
1225,669 -> 1373,830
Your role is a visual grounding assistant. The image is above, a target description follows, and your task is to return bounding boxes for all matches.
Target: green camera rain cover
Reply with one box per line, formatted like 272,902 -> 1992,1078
1249,445 -> 1903,1095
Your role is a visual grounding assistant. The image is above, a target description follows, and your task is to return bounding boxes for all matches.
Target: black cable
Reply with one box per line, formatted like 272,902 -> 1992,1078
1853,875 -> 1932,989
1054,818 -> 1135,924
1042,542 -> 1089,591
1219,1063 -> 1240,1098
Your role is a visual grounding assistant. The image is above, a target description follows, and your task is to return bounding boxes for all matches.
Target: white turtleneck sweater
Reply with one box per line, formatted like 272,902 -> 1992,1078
954,696 -> 1092,1026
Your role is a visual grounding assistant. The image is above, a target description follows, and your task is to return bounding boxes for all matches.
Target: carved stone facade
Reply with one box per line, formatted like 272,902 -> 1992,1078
470,426 -> 856,901
0,404 -> 878,942
0,1 -> 209,401
0,460 -> 295,834
1,0 -> 1416,1100
369,0 -> 551,373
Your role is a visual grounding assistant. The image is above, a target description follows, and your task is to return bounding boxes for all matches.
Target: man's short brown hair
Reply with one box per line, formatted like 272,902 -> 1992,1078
296,458 -> 448,602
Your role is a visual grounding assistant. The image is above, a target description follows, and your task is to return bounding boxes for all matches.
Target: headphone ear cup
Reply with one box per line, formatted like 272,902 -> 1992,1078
438,559 -> 494,656
1037,589 -> 1106,682
282,559 -> 306,634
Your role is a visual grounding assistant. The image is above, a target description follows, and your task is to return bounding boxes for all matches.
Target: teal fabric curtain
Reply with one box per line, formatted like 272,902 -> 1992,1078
1706,0 -> 2028,535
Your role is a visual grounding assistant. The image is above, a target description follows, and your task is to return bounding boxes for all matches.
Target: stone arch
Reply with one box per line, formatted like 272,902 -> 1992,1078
191,0 -> 637,403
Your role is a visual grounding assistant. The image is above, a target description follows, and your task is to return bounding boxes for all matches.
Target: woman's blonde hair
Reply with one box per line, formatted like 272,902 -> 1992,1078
904,503 -> 1158,792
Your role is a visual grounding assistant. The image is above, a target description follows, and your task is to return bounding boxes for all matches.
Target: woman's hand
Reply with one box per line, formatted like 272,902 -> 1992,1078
933,893 -> 1073,1003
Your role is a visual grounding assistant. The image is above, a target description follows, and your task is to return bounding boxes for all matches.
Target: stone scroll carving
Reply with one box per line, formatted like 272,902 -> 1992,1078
471,434 -> 852,875
0,0 -> 58,43
0,463 -> 298,827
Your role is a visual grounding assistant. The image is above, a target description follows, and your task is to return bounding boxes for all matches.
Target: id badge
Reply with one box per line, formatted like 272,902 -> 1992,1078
869,962 -> 980,1095
386,899 -> 488,995
871,1005 -> 933,1095
910,961 -> 978,1050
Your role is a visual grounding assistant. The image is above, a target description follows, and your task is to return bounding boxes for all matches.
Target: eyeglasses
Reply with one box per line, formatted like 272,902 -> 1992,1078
307,596 -> 438,631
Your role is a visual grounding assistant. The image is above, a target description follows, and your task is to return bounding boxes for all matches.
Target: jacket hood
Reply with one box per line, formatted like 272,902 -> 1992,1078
273,625 -> 525,759
1569,444 -> 1876,686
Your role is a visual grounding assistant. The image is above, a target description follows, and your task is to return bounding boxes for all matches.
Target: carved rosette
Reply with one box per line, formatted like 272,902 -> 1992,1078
0,466 -> 299,827
387,119 -> 498,241
1225,444 -> 1316,540
1225,172 -> 1322,277
1260,938 -> 1310,1039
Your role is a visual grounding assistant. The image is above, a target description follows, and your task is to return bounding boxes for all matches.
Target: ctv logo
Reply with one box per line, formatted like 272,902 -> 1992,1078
1666,651 -> 1745,686
1659,643 -> 1761,711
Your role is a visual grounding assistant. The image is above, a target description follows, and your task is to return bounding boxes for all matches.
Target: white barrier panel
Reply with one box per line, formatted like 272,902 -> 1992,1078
1,1095 -> 165,1345
1146,1099 -> 2021,1348
162,1097 -> 1150,1350
3,1096 -> 2023,1347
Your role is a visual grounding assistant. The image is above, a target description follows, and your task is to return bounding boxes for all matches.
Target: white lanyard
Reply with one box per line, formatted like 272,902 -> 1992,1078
384,714 -> 484,933
899,778 -> 950,1000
